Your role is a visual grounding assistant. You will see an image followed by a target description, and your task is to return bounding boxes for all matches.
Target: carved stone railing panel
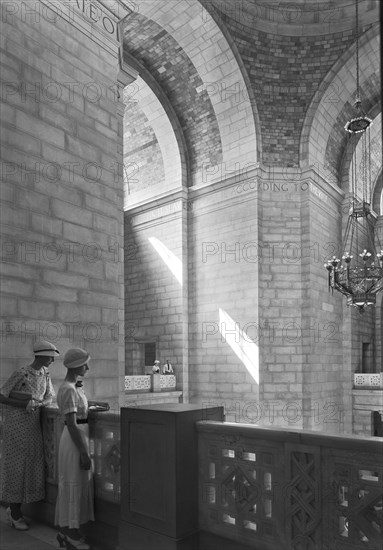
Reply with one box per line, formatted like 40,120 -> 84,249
124,374 -> 176,392
323,450 -> 383,549
198,426 -> 286,549
89,413 -> 120,503
354,373 -> 383,388
2,407 -> 122,504
160,374 -> 176,389
285,445 -> 321,550
198,422 -> 383,550
41,406 -> 63,484
124,375 -> 151,391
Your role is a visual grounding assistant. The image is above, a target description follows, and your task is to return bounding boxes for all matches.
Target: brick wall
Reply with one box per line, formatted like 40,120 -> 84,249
221,17 -> 357,166
0,1 -> 126,407
122,12 -> 223,186
123,102 -> 165,194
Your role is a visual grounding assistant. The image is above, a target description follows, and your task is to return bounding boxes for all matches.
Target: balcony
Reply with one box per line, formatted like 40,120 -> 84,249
354,373 -> 383,389
197,421 -> 383,550
352,373 -> 383,435
124,374 -> 182,406
1,407 -> 382,550
0,405 -> 121,549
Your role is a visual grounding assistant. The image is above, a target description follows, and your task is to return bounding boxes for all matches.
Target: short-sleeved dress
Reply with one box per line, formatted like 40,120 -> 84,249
0,365 -> 55,503
54,381 -> 94,529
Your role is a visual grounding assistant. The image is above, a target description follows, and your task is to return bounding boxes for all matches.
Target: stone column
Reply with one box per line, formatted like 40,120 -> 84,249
0,0 -> 134,407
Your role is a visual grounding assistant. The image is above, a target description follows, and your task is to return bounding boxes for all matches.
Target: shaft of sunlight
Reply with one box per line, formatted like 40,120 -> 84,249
148,237 -> 183,286
219,308 -> 259,384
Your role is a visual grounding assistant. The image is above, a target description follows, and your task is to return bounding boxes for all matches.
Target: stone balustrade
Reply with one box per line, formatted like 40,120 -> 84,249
1,407 -> 382,549
197,420 -> 383,550
354,372 -> 383,388
0,405 -> 121,507
124,374 -> 176,392
42,406 -> 121,503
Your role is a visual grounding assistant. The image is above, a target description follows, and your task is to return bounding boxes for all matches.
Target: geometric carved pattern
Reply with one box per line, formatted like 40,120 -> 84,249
196,425 -> 383,550
331,461 -> 383,549
222,466 -> 257,511
124,374 -> 176,391
89,416 -> 121,503
286,451 -> 321,550
199,436 -> 278,547
125,375 -> 151,391
354,373 -> 382,387
42,412 -> 57,482
160,374 -> 176,389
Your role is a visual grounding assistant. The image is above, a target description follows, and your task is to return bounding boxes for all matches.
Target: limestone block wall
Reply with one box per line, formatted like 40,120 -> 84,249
123,163 -> 376,433
257,171 -> 305,428
0,1 -> 126,407
300,178 -> 346,432
187,177 -> 260,420
124,200 -> 186,389
251,167 -> 347,432
352,389 -> 383,436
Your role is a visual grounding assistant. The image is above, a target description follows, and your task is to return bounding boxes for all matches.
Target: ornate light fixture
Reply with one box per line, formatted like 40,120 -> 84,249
324,0 -> 383,312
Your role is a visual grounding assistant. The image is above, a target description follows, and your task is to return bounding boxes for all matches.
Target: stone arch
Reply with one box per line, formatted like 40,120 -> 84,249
122,0 -> 258,187
339,110 -> 382,198
122,55 -> 188,204
300,24 -> 380,179
372,171 -> 383,216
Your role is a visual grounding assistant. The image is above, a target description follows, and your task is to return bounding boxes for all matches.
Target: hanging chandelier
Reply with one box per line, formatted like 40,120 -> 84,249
324,0 -> 383,312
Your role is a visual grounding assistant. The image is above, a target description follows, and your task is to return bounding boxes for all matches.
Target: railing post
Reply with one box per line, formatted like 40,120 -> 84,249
118,404 -> 224,550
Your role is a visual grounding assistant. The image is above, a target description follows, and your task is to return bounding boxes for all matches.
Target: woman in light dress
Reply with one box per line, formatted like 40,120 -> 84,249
55,348 -> 94,550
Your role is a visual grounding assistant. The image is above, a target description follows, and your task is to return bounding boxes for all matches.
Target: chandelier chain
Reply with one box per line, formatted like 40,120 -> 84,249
355,0 -> 360,99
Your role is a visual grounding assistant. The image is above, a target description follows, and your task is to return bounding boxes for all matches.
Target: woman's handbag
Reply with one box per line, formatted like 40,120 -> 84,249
9,390 -> 33,401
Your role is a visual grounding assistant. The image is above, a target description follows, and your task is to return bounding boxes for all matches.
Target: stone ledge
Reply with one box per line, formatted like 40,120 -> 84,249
124,391 -> 183,407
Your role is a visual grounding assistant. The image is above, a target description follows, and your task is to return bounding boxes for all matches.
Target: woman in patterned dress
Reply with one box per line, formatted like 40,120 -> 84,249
0,340 -> 59,530
55,348 -> 94,550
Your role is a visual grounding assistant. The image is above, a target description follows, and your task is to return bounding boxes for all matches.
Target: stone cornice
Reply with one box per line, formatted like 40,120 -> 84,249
124,164 -> 345,221
38,0 -> 133,56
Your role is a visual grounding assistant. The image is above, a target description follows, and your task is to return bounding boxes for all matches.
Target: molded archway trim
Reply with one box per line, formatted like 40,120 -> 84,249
300,24 -> 380,175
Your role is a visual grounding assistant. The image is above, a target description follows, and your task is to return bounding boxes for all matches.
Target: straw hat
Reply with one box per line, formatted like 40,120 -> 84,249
63,348 -> 90,369
33,340 -> 60,357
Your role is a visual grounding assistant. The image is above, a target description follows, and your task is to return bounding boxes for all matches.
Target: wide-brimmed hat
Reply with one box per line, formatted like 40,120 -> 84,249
33,340 -> 60,357
63,348 -> 90,369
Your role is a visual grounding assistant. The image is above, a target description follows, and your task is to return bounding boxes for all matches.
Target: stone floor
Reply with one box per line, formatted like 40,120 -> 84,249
0,507 -> 58,550
0,506 -> 255,550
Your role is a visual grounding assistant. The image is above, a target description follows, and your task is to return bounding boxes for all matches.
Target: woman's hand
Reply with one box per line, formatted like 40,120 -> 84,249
26,399 -> 40,413
80,452 -> 91,470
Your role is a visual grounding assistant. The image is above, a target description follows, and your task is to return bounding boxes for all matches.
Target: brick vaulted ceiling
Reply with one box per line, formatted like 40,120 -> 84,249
122,0 -> 381,191
122,11 -> 223,183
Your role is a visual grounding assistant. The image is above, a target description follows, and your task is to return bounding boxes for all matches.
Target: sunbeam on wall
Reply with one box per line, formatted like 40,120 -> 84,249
219,308 -> 259,385
148,237 -> 182,286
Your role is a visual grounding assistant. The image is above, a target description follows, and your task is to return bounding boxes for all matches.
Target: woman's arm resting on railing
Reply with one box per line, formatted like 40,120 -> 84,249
0,392 -> 30,409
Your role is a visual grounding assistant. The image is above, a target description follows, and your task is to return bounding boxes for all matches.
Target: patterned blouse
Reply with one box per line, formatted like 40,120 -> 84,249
1,364 -> 55,402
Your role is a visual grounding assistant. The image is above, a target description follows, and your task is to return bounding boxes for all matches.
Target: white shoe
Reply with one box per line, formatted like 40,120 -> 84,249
6,508 -> 29,531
